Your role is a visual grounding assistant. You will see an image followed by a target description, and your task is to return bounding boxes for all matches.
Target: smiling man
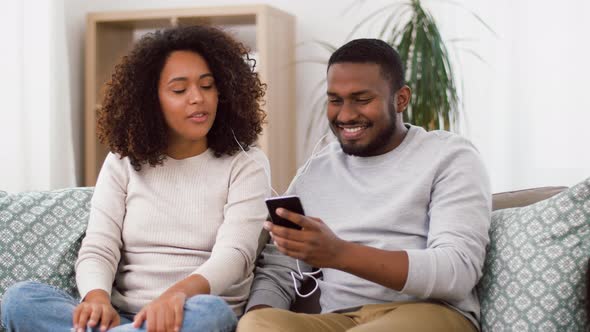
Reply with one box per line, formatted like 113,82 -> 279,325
237,39 -> 491,332
326,57 -> 406,158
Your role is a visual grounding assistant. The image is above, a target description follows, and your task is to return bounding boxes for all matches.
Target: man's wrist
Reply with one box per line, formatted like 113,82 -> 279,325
333,240 -> 355,270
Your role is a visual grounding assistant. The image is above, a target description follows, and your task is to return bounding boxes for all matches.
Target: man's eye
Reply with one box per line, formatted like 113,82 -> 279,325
357,98 -> 372,104
329,99 -> 342,104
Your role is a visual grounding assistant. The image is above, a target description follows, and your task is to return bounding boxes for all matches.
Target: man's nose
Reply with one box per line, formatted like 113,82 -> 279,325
336,101 -> 359,123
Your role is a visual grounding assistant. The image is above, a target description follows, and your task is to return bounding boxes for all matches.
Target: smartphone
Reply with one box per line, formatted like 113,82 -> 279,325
265,195 -> 305,230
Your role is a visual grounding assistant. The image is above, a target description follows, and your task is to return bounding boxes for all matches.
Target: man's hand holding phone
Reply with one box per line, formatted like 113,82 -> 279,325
264,197 -> 347,269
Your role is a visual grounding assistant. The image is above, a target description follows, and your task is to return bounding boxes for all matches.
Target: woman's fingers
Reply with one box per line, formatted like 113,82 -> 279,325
76,305 -> 92,331
146,307 -> 157,332
72,305 -> 82,328
109,312 -> 121,329
87,306 -> 102,327
133,309 -> 147,328
165,305 -> 175,332
99,305 -> 113,332
73,302 -> 120,332
174,301 -> 184,332
156,306 -> 166,332
134,294 -> 188,332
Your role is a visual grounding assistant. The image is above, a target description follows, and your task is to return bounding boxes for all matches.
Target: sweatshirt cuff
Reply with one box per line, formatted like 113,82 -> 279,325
400,249 -> 436,298
245,289 -> 291,312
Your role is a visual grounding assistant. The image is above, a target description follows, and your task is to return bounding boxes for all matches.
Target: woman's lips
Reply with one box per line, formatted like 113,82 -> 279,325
187,113 -> 208,123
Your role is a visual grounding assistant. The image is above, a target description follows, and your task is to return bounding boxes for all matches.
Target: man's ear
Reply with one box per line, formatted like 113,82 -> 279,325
395,85 -> 411,113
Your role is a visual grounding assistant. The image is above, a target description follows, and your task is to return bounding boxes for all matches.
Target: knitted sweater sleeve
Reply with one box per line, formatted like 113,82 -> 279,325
75,153 -> 127,300
192,148 -> 271,295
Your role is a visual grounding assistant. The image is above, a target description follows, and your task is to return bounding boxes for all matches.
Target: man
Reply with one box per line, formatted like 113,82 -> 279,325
238,39 -> 491,332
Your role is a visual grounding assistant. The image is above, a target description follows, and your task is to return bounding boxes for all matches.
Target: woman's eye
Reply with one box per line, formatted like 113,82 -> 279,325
201,85 -> 213,90
172,89 -> 185,94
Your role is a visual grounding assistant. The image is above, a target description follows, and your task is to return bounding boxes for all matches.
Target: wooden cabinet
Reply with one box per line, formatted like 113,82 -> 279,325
85,5 -> 296,192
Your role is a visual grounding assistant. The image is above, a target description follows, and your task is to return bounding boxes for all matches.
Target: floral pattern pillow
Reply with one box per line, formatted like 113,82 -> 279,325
478,178 -> 590,331
0,187 -> 93,331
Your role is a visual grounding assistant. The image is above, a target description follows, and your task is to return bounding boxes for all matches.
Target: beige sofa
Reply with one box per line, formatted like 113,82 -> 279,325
2,185 -> 585,332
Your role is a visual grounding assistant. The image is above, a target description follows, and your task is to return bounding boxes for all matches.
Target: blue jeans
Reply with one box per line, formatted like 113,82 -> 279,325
1,281 -> 237,332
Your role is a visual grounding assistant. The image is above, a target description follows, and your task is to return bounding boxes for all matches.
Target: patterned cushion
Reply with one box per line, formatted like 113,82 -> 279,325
478,177 -> 590,331
0,188 -> 93,321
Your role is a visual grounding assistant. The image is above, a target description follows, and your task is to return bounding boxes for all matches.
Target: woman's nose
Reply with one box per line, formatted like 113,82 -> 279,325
188,87 -> 204,104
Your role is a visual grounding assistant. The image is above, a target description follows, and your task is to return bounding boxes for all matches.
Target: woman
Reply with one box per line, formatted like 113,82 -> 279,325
1,25 -> 270,332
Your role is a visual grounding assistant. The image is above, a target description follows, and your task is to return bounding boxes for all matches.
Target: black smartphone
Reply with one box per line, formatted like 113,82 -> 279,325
265,195 -> 305,230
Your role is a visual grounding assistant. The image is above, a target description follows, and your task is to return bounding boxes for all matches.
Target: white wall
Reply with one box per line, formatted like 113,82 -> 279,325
441,0 -> 590,191
63,0 -> 589,192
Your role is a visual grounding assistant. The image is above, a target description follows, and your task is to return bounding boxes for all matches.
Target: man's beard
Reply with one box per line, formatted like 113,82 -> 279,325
330,104 -> 397,157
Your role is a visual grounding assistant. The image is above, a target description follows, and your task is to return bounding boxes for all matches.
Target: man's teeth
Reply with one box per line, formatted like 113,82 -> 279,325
342,127 -> 364,133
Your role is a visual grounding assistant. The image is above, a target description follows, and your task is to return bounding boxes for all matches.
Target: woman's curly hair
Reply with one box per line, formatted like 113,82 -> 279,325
97,25 -> 266,170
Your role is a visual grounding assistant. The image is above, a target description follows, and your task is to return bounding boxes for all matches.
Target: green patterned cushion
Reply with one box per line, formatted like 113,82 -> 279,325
0,188 -> 93,316
478,178 -> 590,331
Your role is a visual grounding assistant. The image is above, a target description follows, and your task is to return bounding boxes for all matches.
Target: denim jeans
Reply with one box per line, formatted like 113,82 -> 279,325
1,281 -> 237,332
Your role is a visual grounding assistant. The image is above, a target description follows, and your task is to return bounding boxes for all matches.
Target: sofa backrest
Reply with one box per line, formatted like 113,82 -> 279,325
491,186 -> 567,211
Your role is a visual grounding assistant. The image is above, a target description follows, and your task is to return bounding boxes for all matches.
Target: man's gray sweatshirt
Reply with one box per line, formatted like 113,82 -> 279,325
246,125 -> 491,328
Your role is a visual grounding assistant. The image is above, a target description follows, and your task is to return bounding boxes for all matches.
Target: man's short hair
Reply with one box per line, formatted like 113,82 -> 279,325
327,38 -> 405,92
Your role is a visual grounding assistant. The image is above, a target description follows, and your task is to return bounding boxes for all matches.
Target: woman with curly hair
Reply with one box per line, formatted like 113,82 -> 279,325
2,25 -> 270,332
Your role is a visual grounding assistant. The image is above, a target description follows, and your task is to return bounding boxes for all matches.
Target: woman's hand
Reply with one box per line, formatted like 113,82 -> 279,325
133,274 -> 209,332
73,289 -> 120,332
133,291 -> 187,332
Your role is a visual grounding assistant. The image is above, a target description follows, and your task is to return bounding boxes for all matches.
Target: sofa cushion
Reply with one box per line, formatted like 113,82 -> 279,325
477,177 -> 590,331
0,188 -> 93,312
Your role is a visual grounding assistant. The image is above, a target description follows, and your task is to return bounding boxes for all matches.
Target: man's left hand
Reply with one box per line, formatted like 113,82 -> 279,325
264,208 -> 347,268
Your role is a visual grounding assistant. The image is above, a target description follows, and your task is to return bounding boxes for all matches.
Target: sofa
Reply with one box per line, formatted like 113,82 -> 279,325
1,180 -> 589,331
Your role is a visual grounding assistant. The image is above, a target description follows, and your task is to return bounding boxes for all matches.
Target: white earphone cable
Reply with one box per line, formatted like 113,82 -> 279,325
232,129 -> 330,298
231,130 -> 280,197
290,259 -> 322,298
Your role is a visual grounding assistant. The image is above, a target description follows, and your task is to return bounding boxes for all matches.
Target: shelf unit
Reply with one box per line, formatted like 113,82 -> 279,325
85,5 -> 296,192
